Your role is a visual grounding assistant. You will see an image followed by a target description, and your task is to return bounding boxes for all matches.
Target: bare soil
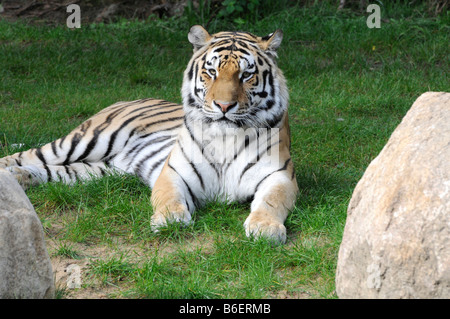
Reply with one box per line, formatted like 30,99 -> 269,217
0,0 -> 188,25
46,233 -> 216,298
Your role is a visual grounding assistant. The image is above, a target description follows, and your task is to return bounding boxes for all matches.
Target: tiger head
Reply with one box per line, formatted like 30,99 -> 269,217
182,25 -> 288,130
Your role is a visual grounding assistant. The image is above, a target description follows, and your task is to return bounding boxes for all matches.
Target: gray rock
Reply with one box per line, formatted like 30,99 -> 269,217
0,168 -> 54,299
336,92 -> 450,298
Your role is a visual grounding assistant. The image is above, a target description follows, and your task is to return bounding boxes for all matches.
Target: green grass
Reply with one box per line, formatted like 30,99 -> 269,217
0,4 -> 448,299
53,242 -> 83,259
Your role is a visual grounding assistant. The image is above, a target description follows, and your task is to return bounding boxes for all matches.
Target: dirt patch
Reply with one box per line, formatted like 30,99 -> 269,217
46,239 -> 135,298
46,234 -> 216,298
270,289 -> 311,299
0,0 -> 188,25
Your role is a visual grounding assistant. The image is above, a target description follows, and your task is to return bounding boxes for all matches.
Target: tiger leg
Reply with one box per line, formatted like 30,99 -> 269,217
4,162 -> 108,189
0,105 -> 129,171
150,156 -> 194,231
0,118 -> 116,187
244,168 -> 298,244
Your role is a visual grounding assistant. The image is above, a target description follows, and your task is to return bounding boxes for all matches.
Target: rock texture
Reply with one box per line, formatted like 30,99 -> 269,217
336,92 -> 450,298
0,168 -> 54,299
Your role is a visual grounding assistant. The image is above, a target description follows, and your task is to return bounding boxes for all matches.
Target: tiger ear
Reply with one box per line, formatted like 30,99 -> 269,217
259,29 -> 283,55
188,25 -> 211,52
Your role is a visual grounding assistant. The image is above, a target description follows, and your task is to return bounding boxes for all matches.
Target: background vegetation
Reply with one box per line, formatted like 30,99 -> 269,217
0,0 -> 448,298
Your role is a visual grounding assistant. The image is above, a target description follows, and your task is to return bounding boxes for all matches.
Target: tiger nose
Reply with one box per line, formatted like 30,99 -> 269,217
214,101 -> 237,113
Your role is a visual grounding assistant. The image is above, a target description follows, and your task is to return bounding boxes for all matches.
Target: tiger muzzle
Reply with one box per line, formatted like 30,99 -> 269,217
213,100 -> 238,113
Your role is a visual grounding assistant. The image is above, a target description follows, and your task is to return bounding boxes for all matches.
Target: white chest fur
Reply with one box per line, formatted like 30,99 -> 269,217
168,121 -> 282,204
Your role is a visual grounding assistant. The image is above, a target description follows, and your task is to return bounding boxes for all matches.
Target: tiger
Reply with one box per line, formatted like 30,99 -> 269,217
0,25 -> 298,244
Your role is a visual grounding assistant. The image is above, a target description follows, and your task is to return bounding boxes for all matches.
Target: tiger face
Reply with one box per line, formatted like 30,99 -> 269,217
182,25 -> 288,130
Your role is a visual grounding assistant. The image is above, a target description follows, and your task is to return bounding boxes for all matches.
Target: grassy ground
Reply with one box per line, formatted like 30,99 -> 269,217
0,3 -> 448,299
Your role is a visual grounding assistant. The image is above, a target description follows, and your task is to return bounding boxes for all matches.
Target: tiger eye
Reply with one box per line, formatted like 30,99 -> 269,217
208,69 -> 216,76
242,71 -> 252,79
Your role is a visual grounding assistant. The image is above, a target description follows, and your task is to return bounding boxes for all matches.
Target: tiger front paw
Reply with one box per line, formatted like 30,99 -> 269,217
244,210 -> 287,244
150,201 -> 192,232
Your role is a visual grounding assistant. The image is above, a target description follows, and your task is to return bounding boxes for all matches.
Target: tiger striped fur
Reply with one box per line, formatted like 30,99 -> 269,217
0,25 -> 298,244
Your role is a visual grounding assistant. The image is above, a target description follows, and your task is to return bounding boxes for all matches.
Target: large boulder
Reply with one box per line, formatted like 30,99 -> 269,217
0,168 -> 54,299
336,92 -> 450,298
